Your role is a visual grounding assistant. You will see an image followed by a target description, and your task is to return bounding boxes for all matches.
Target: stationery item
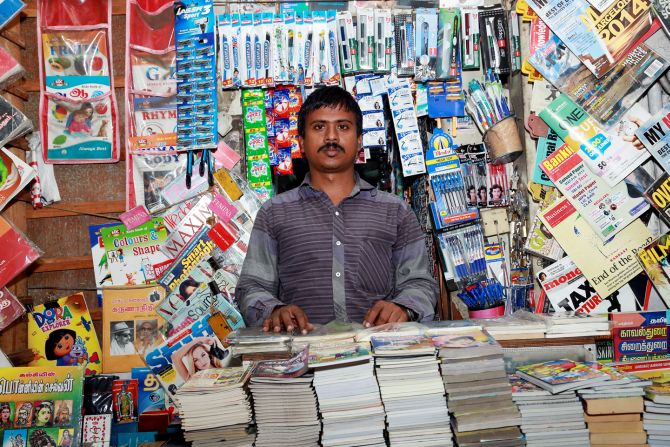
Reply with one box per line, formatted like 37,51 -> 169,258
393,13 -> 415,77
27,293 -> 103,375
357,8 -> 375,71
415,8 -> 438,81
387,79 -> 426,176
336,11 -> 357,73
438,224 -> 487,287
0,215 -> 41,289
539,197 -> 652,298
478,6 -> 510,75
461,9 -> 480,70
541,142 -> 649,240
374,10 -> 393,73
539,94 -> 650,187
525,0 -> 658,78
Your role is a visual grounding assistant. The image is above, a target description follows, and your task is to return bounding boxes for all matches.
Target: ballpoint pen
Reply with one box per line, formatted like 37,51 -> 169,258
449,15 -> 460,77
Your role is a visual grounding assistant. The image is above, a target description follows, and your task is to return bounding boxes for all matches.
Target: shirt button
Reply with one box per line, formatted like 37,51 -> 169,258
335,211 -> 340,216
335,272 -> 341,278
336,241 -> 341,246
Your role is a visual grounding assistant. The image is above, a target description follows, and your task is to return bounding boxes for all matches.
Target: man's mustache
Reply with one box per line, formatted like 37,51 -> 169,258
318,143 -> 345,153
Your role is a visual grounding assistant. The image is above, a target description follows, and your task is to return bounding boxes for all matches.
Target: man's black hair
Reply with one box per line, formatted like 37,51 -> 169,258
297,86 -> 363,137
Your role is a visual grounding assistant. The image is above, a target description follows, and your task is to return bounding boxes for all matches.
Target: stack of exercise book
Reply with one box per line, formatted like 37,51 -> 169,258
433,326 -> 523,447
644,376 -> 670,447
249,348 -> 321,447
175,367 -> 255,447
540,313 -> 611,338
370,335 -> 453,447
225,327 -> 291,360
309,337 -> 386,447
509,373 -> 588,447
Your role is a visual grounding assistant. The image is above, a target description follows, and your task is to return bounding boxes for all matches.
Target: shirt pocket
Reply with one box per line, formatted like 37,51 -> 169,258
354,239 -> 394,297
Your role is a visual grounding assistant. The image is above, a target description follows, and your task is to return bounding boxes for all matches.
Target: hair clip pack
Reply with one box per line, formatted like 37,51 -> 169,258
393,13 -> 415,77
479,6 -> 511,75
414,8 -> 438,81
37,0 -> 120,164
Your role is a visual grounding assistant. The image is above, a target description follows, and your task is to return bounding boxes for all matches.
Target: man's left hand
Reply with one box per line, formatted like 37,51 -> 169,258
363,301 -> 409,328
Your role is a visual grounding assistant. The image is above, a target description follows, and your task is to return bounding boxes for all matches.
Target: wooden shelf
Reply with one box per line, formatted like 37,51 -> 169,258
26,200 -> 125,219
32,256 -> 93,273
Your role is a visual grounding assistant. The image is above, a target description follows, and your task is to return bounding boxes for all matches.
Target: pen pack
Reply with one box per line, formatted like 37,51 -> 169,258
37,0 -> 120,164
455,143 -> 488,209
336,11 -> 358,73
393,13 -> 415,77
478,6 -> 511,75
438,224 -> 487,288
461,9 -> 480,70
436,8 -> 461,80
415,8 -> 438,82
374,10 -> 393,73
357,8 -> 375,71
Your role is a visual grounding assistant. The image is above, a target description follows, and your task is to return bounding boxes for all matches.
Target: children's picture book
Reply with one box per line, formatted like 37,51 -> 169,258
100,218 -> 169,286
0,366 -> 84,447
88,222 -> 116,306
644,173 -> 670,226
636,232 -> 670,307
540,95 -> 650,187
539,197 -> 652,298
131,368 -> 166,415
112,379 -> 138,424
636,103 -> 670,175
525,0 -> 657,78
530,38 -> 668,128
516,359 -> 611,393
0,215 -> 40,289
144,313 -> 231,398
0,287 -> 25,332
540,143 -> 649,240
101,286 -> 165,373
27,293 -> 102,376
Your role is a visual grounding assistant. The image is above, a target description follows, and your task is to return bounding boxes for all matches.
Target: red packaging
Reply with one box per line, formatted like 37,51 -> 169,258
0,286 -> 25,331
0,215 -> 41,289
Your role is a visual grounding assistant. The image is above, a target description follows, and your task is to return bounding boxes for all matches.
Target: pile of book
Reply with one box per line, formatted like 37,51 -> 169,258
510,373 -> 588,447
249,348 -> 321,447
474,312 -> 546,340
541,313 -> 611,338
312,357 -> 386,447
371,335 -> 453,447
175,367 -> 254,447
433,326 -> 523,447
644,377 -> 670,447
225,327 -> 291,360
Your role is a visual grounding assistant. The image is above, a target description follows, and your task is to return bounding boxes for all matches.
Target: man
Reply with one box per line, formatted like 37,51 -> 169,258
110,322 -> 136,355
237,86 -> 438,334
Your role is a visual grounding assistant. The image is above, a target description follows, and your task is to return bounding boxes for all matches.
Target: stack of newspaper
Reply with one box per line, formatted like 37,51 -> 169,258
644,377 -> 670,446
313,358 -> 386,447
433,326 -> 523,446
541,313 -> 611,338
371,335 -> 453,447
249,347 -> 320,447
175,367 -> 254,447
510,373 -> 589,447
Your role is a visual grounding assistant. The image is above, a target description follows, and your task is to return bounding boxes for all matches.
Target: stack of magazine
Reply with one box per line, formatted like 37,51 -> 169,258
644,377 -> 670,445
225,327 -> 291,359
509,373 -> 589,447
370,335 -> 453,447
175,367 -> 254,447
248,347 -> 321,447
313,358 -> 386,447
540,313 -> 611,338
433,326 -> 523,446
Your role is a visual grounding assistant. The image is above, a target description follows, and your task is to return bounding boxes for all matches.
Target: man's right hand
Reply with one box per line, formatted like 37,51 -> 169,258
263,304 -> 314,335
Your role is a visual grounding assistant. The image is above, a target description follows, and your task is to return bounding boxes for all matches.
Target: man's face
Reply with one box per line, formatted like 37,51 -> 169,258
299,106 -> 361,174
115,331 -> 131,346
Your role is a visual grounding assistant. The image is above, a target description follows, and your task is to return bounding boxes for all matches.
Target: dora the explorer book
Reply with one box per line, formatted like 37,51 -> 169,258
27,293 -> 102,375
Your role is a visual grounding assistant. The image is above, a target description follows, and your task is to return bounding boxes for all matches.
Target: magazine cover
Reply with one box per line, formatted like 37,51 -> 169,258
532,128 -> 562,187
159,194 -> 216,260
539,94 -> 650,187
101,286 -> 165,373
0,148 -> 36,213
636,232 -> 670,307
644,173 -> 670,226
537,256 -> 638,313
100,218 -> 169,286
144,313 -> 231,398
524,187 -> 564,261
530,38 -> 668,128
652,0 -> 670,34
131,368 -> 166,415
517,359 -> 608,386
539,197 -> 652,298
613,324 -> 668,362
27,293 -> 102,376
251,345 -> 309,378
88,223 -> 116,306
636,103 -> 670,174
0,366 -> 84,447
370,336 -> 436,354
540,142 -> 649,240
525,0 -> 657,78
430,328 -> 499,349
